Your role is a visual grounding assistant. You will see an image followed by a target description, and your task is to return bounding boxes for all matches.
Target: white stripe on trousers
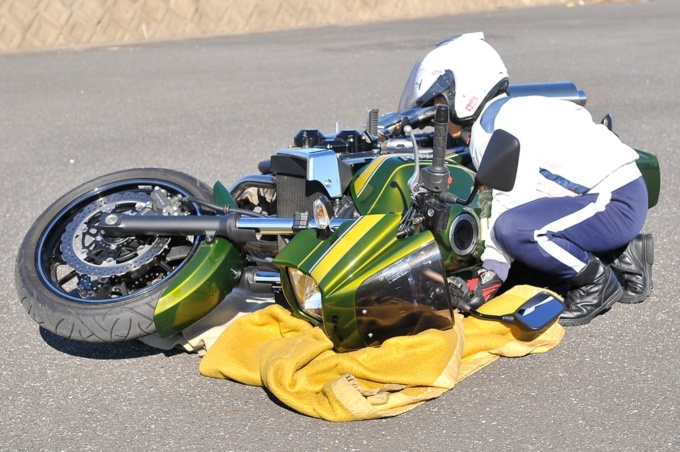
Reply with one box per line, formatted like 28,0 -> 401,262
532,192 -> 612,275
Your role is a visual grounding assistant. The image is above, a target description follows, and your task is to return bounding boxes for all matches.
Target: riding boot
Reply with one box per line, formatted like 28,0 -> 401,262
559,256 -> 623,327
602,234 -> 654,304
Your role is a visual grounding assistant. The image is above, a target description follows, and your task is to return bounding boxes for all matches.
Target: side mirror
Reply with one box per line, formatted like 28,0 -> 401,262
475,129 -> 520,192
513,291 -> 564,331
448,277 -> 564,331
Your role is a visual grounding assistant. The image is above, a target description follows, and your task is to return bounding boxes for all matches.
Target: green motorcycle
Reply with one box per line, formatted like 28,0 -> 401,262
15,83 -> 660,350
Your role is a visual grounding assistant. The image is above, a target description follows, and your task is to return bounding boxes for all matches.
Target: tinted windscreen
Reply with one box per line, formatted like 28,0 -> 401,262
355,241 -> 453,347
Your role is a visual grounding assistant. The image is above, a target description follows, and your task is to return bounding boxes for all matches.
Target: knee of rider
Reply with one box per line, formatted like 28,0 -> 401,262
493,215 -> 534,255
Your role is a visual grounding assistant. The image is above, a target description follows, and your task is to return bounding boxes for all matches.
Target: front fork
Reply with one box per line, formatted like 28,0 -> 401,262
96,181 -> 354,337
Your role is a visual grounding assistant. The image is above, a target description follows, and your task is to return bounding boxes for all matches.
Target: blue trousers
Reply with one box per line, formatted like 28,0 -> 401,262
493,177 -> 648,281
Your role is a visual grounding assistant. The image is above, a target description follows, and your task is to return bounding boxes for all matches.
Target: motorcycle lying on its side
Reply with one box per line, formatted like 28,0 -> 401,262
15,82 -> 660,351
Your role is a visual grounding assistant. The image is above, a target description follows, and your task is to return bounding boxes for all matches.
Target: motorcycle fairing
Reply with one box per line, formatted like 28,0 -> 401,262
635,149 -> 660,208
154,238 -> 243,337
154,181 -> 244,337
275,214 -> 453,351
350,155 -> 477,215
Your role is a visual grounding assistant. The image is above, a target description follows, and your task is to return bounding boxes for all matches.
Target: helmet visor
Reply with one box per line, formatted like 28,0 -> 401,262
398,64 -> 455,112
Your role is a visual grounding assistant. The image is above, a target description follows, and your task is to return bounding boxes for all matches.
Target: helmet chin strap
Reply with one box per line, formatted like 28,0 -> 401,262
460,128 -> 471,146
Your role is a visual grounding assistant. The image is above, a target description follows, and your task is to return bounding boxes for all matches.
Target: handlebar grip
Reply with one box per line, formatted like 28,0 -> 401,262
431,104 -> 449,173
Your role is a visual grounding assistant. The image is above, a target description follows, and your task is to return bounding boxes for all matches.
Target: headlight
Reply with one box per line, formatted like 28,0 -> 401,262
287,269 -> 323,321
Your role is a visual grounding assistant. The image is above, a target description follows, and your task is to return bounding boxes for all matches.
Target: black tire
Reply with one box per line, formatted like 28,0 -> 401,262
16,168 -> 214,343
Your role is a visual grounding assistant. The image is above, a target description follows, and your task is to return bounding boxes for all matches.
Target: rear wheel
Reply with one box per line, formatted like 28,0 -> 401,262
16,168 -> 214,342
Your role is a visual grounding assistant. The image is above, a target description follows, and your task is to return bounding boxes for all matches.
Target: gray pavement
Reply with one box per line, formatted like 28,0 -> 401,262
1,1 -> 679,450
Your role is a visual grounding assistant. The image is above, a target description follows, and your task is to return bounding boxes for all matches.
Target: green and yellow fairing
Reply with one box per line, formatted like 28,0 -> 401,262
153,181 -> 244,337
351,153 -> 474,215
275,155 -> 485,351
351,154 -> 487,269
275,215 -> 450,351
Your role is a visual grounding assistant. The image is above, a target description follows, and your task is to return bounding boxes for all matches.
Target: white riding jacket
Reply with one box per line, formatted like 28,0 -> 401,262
469,94 -> 642,267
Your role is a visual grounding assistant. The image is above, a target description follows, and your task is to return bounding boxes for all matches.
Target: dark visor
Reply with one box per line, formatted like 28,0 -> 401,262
415,70 -> 455,108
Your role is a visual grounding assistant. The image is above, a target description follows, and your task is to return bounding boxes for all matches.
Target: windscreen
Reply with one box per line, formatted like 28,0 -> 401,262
354,241 -> 453,347
397,62 -> 421,113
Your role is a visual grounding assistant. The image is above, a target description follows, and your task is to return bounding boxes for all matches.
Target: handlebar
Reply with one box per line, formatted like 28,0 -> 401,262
377,106 -> 436,140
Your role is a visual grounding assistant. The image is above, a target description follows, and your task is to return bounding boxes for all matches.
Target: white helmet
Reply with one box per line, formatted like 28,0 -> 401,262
408,32 -> 509,126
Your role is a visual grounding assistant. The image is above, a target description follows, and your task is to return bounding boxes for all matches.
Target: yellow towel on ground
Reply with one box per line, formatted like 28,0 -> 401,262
199,285 -> 564,421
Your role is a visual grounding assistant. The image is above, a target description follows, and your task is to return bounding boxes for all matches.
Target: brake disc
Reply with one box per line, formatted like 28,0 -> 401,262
60,191 -> 170,278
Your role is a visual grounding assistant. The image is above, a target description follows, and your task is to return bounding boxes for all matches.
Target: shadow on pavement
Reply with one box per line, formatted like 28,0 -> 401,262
39,327 -> 182,359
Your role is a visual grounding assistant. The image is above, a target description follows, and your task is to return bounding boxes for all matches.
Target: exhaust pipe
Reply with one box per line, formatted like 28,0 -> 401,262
507,81 -> 587,106
240,267 -> 281,294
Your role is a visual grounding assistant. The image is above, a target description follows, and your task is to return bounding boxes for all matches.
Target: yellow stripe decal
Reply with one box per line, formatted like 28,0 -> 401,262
309,215 -> 385,281
297,236 -> 332,270
354,155 -> 391,197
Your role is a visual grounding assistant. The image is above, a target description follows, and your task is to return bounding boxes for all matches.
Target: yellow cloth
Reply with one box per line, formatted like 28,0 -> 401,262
199,285 -> 564,422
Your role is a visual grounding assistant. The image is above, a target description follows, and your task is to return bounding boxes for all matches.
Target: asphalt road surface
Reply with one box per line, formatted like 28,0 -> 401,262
2,1 -> 678,450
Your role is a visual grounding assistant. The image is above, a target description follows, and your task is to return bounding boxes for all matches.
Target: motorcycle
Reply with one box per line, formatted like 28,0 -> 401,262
15,81 -> 660,351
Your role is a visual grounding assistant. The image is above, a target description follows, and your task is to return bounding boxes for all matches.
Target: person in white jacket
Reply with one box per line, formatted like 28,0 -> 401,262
405,33 -> 653,326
